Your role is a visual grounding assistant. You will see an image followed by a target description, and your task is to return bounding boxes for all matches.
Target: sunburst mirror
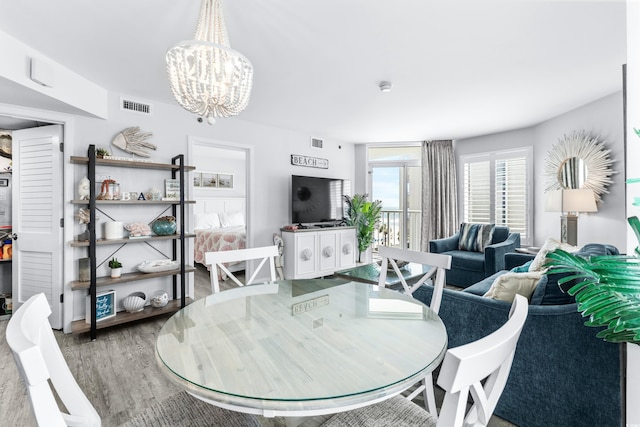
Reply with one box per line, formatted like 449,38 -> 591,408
544,131 -> 615,203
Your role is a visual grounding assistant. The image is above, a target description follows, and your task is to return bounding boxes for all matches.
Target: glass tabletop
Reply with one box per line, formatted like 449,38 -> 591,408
335,262 -> 432,286
156,278 -> 447,415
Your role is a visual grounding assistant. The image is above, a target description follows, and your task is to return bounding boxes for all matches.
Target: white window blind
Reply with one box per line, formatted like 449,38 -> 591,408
463,160 -> 491,223
461,148 -> 532,245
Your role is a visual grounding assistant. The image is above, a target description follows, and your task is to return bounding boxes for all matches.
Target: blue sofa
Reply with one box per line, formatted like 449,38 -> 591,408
413,246 -> 623,427
429,225 -> 521,288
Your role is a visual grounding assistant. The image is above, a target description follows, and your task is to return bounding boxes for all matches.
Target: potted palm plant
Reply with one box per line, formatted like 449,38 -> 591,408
108,257 -> 122,278
344,194 -> 382,263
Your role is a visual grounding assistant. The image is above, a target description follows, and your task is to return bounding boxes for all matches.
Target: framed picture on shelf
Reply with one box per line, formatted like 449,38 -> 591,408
202,172 -> 218,188
193,172 -> 202,188
85,290 -> 116,323
218,173 -> 233,189
164,179 -> 180,200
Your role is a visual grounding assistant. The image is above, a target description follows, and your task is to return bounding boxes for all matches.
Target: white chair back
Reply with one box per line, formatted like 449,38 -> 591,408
205,245 -> 279,293
319,295 -> 528,427
6,293 -> 101,427
377,246 -> 451,416
377,245 -> 452,312
436,294 -> 529,426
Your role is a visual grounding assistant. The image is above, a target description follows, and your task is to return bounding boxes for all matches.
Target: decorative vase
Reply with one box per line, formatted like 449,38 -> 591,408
110,267 -> 122,278
104,221 -> 124,240
78,225 -> 90,241
150,290 -> 169,308
123,292 -> 146,313
152,216 -> 177,236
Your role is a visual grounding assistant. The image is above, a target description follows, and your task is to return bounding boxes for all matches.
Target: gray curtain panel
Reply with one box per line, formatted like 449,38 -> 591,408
421,140 -> 458,251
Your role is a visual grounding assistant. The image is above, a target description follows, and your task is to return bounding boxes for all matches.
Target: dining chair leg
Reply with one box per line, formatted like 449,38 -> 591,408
423,374 -> 437,417
406,374 -> 437,417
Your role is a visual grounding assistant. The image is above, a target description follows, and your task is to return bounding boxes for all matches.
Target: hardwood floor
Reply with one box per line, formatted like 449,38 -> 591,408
0,265 -> 513,426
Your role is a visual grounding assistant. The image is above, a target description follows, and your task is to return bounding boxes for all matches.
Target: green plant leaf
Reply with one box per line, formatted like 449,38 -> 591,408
545,244 -> 640,345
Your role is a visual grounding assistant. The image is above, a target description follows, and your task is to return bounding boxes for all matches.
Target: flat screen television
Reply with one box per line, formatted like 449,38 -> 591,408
291,175 -> 349,225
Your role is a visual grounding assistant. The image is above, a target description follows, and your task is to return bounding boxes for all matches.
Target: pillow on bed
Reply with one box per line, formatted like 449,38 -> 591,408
220,211 -> 245,227
194,212 -> 221,230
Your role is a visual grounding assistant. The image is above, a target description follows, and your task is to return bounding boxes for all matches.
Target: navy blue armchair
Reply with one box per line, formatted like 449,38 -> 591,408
429,225 -> 520,288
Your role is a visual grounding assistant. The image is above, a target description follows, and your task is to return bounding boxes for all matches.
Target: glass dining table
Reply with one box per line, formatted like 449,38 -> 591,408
156,278 -> 447,420
335,261 -> 433,288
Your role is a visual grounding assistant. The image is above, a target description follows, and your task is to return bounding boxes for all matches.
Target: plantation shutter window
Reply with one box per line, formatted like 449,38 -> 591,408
461,148 -> 532,246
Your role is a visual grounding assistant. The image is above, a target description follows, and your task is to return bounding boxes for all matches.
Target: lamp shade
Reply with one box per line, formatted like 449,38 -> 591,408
545,189 -> 598,213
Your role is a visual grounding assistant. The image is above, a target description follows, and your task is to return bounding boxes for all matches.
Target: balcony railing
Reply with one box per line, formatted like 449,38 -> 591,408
373,209 -> 422,251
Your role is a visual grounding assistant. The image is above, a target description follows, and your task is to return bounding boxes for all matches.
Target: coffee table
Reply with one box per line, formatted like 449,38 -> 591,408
156,278 -> 447,420
335,262 -> 432,288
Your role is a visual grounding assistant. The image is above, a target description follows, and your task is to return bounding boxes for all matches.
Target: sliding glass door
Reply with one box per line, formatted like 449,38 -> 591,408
368,146 -> 422,251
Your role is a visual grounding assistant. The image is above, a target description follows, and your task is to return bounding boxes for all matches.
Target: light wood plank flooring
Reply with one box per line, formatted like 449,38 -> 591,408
0,265 -> 513,426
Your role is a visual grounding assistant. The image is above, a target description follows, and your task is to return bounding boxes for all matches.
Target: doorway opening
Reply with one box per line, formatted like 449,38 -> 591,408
0,112 -> 67,330
188,137 -> 253,278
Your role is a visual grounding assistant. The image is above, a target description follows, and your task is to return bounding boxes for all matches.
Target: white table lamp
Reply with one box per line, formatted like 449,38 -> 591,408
545,189 -> 597,246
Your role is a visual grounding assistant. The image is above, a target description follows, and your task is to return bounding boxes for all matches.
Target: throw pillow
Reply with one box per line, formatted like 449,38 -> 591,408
530,272 -> 573,305
219,211 -> 245,227
528,237 -> 579,273
458,223 -> 496,253
510,260 -> 533,273
194,212 -> 221,230
483,271 -> 544,303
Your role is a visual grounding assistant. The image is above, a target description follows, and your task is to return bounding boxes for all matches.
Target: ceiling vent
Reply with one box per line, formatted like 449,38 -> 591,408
311,137 -> 324,149
120,97 -> 153,115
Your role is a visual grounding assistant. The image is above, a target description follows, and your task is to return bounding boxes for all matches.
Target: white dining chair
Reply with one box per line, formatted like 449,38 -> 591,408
7,293 -> 262,427
321,294 -> 529,427
377,245 -> 452,415
378,245 -> 451,306
205,245 -> 278,293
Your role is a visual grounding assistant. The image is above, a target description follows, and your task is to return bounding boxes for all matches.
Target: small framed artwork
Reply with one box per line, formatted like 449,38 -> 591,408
218,173 -> 233,189
193,173 -> 202,188
202,172 -> 218,188
164,179 -> 180,200
85,290 -> 116,323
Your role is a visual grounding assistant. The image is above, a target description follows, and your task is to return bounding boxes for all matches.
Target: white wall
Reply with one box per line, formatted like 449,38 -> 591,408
0,29 -> 107,118
533,92 -> 625,249
192,144 -> 247,199
60,92 -> 355,329
455,92 -> 626,250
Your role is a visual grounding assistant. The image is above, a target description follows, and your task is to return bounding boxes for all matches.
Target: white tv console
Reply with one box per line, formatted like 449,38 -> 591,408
281,226 -> 356,279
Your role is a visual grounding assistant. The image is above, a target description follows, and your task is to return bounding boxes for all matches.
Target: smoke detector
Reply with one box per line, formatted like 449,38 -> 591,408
379,81 -> 393,93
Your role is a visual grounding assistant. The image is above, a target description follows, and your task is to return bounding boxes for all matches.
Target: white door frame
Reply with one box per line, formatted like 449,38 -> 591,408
187,136 -> 254,271
0,102 -> 75,330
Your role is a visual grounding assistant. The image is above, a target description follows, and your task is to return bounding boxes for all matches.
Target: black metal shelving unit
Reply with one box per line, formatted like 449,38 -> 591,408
70,145 -> 196,339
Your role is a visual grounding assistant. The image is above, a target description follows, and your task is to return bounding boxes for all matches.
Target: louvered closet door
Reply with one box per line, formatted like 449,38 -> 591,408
12,125 -> 63,328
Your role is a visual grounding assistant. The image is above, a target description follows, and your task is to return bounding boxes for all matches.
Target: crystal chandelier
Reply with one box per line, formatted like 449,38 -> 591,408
166,0 -> 253,124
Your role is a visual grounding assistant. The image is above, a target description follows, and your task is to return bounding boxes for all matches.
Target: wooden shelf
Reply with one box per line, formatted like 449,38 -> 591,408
70,265 -> 196,290
70,156 -> 196,171
70,199 -> 196,205
70,233 -> 195,247
73,145 -> 193,340
70,298 -> 194,334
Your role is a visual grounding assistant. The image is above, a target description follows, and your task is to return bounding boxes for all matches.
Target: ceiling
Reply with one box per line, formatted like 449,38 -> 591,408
0,0 -> 627,142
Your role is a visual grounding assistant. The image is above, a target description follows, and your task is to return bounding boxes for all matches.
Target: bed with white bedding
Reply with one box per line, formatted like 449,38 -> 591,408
193,198 -> 246,272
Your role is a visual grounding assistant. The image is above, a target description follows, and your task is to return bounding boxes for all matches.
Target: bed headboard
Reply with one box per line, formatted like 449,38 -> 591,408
193,197 -> 246,216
